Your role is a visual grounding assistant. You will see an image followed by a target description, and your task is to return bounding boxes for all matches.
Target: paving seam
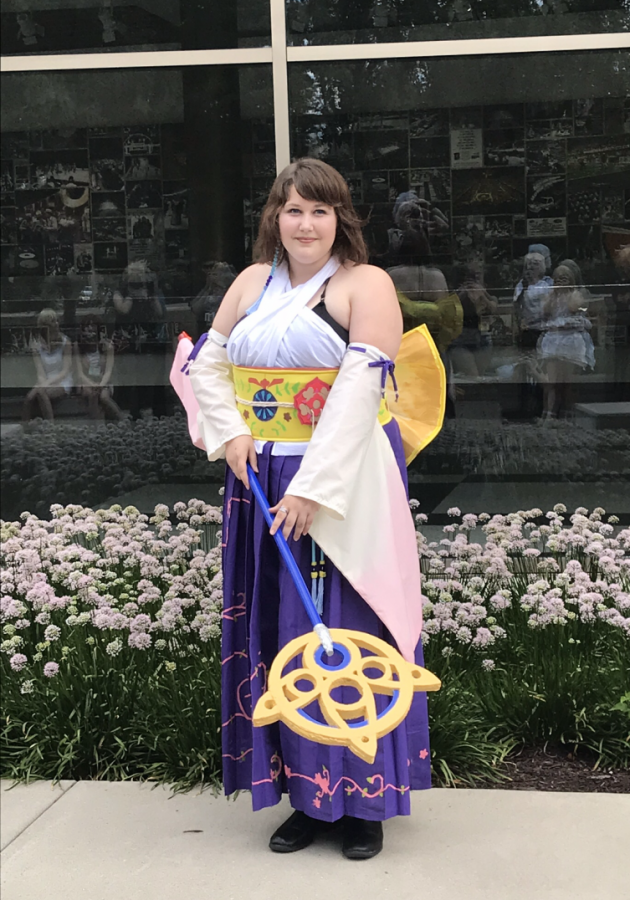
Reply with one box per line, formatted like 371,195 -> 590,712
1,781 -> 77,854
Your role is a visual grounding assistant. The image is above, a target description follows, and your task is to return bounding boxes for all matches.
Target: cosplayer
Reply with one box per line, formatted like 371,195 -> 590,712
186,159 -> 440,860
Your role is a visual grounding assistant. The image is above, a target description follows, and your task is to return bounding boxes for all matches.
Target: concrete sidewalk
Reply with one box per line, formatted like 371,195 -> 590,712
1,780 -> 628,900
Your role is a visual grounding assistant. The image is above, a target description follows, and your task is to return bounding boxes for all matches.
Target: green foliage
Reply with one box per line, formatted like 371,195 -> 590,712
2,636 -> 223,791
1,501 -> 628,791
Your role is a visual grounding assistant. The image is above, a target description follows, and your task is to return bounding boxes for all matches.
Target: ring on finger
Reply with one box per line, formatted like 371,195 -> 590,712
278,506 -> 289,514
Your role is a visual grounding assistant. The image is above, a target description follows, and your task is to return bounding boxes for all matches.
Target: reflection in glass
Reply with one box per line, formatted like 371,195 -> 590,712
285,0 -> 630,44
1,65 -> 273,520
289,52 -> 630,516
0,1 -> 270,55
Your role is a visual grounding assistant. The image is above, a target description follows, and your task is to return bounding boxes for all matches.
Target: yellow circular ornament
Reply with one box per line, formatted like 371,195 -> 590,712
253,628 -> 441,764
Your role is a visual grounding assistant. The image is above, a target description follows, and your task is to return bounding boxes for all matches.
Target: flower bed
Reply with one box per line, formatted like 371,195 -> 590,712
1,501 -> 628,791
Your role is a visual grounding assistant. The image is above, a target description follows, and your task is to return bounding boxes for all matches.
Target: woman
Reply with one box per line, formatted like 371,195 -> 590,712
449,265 -> 498,378
388,264 -> 462,417
22,308 -> 73,423
189,159 -> 430,859
513,249 -> 553,347
74,317 -> 124,421
537,264 -> 595,420
112,260 -> 167,418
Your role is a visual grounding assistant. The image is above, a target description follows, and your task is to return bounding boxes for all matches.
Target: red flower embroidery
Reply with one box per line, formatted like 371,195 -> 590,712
293,377 -> 332,426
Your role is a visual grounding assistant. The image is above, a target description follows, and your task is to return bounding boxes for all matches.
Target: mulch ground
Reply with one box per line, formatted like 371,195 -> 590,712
478,746 -> 630,793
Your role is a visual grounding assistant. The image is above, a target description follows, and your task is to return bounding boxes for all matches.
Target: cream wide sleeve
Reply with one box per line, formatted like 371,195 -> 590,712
285,342 -> 389,520
188,329 -> 251,461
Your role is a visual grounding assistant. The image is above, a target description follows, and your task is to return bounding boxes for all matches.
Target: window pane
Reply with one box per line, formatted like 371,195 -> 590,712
286,0 -> 629,45
0,1 -> 270,55
1,65 -> 273,520
290,51 -> 630,519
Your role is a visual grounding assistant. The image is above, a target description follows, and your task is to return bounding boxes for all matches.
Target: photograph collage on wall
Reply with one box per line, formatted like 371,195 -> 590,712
1,123 -> 189,299
287,96 -> 630,287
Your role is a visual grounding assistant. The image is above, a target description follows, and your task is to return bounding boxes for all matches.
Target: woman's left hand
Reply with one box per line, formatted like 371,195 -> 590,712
269,495 -> 320,541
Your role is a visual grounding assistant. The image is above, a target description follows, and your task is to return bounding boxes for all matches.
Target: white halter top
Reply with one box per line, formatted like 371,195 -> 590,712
227,257 -> 345,455
227,257 -> 345,370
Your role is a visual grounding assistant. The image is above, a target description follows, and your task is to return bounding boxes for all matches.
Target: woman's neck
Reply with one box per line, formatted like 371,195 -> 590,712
286,252 -> 333,288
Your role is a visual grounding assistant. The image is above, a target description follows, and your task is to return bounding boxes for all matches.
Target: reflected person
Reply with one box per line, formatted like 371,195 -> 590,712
113,259 -> 165,335
389,264 -> 463,353
389,264 -> 463,416
449,265 -> 498,377
612,245 -> 630,383
22,308 -> 73,423
537,263 -> 595,421
74,316 -> 125,421
386,190 -> 449,265
112,260 -> 167,418
190,260 -> 238,339
513,248 -> 553,349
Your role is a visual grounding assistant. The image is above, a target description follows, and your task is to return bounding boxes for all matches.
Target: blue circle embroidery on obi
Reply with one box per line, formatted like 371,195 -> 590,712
252,389 -> 277,421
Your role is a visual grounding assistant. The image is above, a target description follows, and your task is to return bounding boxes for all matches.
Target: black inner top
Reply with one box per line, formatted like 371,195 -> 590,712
311,277 -> 350,344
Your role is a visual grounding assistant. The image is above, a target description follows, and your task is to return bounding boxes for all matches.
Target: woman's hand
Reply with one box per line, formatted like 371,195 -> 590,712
225,434 -> 258,489
269,495 -> 320,541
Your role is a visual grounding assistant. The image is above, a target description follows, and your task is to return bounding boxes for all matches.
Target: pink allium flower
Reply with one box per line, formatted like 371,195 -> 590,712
472,627 -> 494,648
10,653 -> 28,671
43,661 -> 59,678
128,632 -> 152,650
130,614 -> 152,632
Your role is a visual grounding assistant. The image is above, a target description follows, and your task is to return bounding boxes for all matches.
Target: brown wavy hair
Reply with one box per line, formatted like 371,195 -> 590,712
254,158 -> 368,266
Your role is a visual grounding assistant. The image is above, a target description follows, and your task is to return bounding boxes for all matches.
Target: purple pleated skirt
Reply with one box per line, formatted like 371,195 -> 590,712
221,419 -> 431,822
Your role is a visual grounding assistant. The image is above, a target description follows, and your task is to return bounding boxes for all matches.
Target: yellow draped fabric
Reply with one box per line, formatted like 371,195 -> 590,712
387,324 -> 446,465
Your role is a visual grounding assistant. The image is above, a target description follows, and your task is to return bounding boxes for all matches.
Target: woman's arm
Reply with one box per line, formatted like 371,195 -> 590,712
473,287 -> 498,315
348,265 -> 402,359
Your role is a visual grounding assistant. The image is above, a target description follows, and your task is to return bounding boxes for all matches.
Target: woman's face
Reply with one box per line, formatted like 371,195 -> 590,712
553,266 -> 574,288
524,253 -> 546,283
278,185 -> 337,268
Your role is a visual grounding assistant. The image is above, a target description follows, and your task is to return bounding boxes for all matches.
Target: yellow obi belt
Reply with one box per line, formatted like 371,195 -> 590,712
232,325 -> 447,464
233,365 -> 392,443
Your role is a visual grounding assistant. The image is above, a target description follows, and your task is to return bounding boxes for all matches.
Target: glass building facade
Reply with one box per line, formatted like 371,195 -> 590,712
1,3 -> 629,524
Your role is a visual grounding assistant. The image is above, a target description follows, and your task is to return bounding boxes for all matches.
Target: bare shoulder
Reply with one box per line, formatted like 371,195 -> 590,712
344,263 -> 397,306
232,261 -> 271,293
343,262 -> 395,290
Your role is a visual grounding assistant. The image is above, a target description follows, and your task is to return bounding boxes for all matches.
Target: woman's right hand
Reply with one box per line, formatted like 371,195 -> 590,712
225,434 -> 258,489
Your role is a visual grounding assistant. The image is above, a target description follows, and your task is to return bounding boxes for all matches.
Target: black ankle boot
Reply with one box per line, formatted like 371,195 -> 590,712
269,810 -> 320,853
342,817 -> 384,859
